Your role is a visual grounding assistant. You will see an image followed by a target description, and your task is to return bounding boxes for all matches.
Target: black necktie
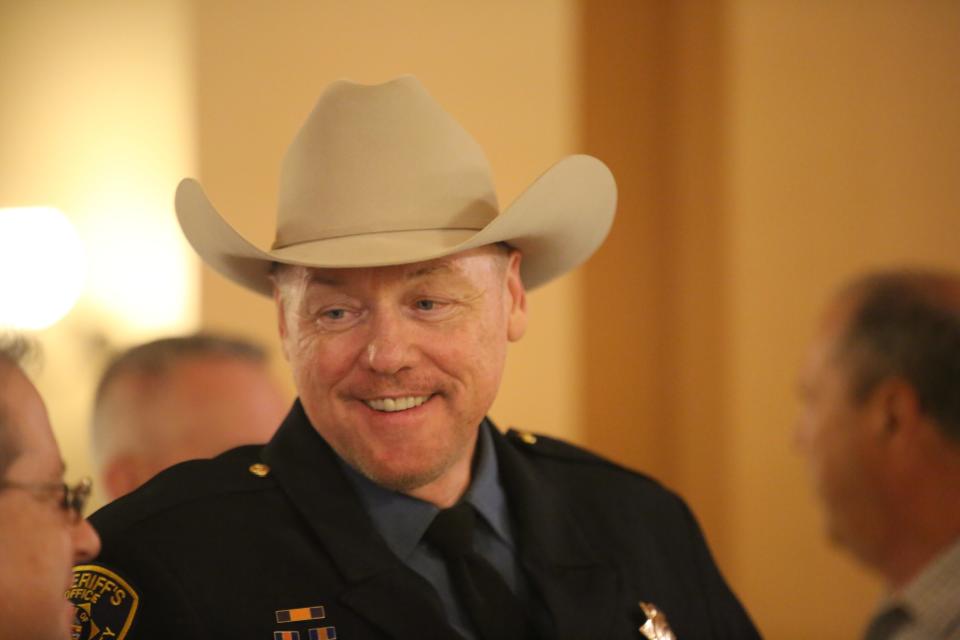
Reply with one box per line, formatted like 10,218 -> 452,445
863,604 -> 911,640
424,502 -> 529,640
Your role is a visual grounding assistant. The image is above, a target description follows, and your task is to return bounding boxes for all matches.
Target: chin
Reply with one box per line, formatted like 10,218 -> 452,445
363,462 -> 444,494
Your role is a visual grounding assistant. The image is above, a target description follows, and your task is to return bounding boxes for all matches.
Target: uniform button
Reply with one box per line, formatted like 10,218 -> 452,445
519,432 -> 537,445
248,463 -> 271,477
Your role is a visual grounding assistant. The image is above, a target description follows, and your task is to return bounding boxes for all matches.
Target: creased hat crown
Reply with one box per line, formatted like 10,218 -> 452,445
275,77 -> 499,250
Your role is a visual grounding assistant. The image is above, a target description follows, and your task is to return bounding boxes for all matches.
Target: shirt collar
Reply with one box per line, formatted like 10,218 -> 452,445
340,421 -> 514,561
869,537 -> 960,639
898,536 -> 960,637
465,421 -> 514,545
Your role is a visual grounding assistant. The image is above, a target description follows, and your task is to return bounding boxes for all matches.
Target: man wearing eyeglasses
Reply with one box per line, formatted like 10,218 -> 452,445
0,335 -> 101,640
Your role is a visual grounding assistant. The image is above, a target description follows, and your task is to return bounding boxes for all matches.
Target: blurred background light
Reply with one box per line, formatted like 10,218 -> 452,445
0,206 -> 87,330
83,205 -> 196,339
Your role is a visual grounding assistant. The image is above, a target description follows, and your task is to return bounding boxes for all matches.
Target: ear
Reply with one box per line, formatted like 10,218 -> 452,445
273,285 -> 292,362
504,250 -> 527,342
868,377 -> 923,443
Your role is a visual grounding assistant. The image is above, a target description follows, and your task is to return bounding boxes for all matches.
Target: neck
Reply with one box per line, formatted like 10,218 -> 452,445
881,532 -> 960,590
405,433 -> 478,508
877,475 -> 960,589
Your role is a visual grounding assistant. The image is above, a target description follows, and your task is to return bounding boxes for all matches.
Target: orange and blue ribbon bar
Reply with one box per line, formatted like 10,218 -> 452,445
276,606 -> 326,624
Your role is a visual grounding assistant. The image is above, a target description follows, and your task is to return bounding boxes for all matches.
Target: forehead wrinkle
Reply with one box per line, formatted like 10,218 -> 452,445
403,262 -> 462,282
405,248 -> 507,284
305,270 -> 345,287
285,249 -> 502,303
304,259 -> 464,289
405,260 -> 457,280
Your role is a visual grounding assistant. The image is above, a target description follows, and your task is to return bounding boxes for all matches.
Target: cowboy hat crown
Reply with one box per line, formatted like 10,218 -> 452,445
175,75 -> 616,295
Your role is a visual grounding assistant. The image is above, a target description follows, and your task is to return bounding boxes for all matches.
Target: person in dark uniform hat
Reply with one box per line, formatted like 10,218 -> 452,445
73,76 -> 760,640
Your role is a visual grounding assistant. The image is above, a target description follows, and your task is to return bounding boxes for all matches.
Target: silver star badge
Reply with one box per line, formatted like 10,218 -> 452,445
639,601 -> 676,640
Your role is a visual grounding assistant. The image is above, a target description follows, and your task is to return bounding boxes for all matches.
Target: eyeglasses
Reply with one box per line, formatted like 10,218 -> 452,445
0,476 -> 93,521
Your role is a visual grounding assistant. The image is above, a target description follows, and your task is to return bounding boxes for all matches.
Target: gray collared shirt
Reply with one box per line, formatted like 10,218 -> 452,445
864,538 -> 960,640
341,423 -> 529,639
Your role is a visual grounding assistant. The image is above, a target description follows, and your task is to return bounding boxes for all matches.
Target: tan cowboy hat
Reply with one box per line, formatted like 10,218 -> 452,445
175,75 -> 617,296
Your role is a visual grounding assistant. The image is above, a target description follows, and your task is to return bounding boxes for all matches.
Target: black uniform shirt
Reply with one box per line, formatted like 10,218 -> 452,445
71,401 -> 762,639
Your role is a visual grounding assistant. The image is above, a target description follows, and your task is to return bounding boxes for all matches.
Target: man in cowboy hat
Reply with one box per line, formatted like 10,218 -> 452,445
75,76 -> 759,639
796,270 -> 960,639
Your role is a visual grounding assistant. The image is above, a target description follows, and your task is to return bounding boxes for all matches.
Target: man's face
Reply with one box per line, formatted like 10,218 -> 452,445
0,365 -> 101,640
275,246 -> 526,504
794,305 -> 889,565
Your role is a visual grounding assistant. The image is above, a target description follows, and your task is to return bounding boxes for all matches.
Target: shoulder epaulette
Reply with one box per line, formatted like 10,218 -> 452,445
503,427 -> 664,487
505,428 -> 618,466
90,444 -> 275,533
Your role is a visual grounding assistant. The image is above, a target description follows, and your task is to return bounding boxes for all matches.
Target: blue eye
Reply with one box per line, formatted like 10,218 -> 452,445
324,309 -> 346,319
415,300 -> 436,311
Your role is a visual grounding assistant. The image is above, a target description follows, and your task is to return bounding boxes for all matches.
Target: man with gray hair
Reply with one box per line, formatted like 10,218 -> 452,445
796,270 -> 960,639
0,335 -> 100,640
77,76 -> 759,639
92,333 -> 289,500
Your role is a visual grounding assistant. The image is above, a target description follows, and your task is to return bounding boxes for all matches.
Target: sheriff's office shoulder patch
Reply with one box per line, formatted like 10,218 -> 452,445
67,564 -> 140,640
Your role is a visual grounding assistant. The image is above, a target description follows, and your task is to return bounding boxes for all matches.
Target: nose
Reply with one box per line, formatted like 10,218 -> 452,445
72,519 -> 101,563
364,310 -> 414,375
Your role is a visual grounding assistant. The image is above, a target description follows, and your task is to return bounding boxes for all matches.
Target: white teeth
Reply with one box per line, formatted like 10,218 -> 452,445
365,396 -> 430,412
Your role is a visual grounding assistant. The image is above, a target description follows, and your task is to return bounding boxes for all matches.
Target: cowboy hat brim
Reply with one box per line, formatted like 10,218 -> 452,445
175,154 -> 616,296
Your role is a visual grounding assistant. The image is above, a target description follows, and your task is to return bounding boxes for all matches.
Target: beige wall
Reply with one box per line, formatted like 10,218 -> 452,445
0,0 -> 197,509
726,1 -> 960,637
583,1 -> 959,638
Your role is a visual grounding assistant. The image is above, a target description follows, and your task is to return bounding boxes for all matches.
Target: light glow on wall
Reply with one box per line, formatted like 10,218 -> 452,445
83,207 -> 196,337
0,206 -> 87,330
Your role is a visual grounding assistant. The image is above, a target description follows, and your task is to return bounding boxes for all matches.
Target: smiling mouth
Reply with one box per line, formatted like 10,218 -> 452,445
364,395 -> 431,412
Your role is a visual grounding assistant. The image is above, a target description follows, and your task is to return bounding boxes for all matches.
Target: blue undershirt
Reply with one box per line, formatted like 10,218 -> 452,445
340,424 -> 526,639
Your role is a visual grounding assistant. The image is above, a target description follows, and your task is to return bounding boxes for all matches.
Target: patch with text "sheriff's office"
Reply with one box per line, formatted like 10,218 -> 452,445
67,564 -> 139,640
